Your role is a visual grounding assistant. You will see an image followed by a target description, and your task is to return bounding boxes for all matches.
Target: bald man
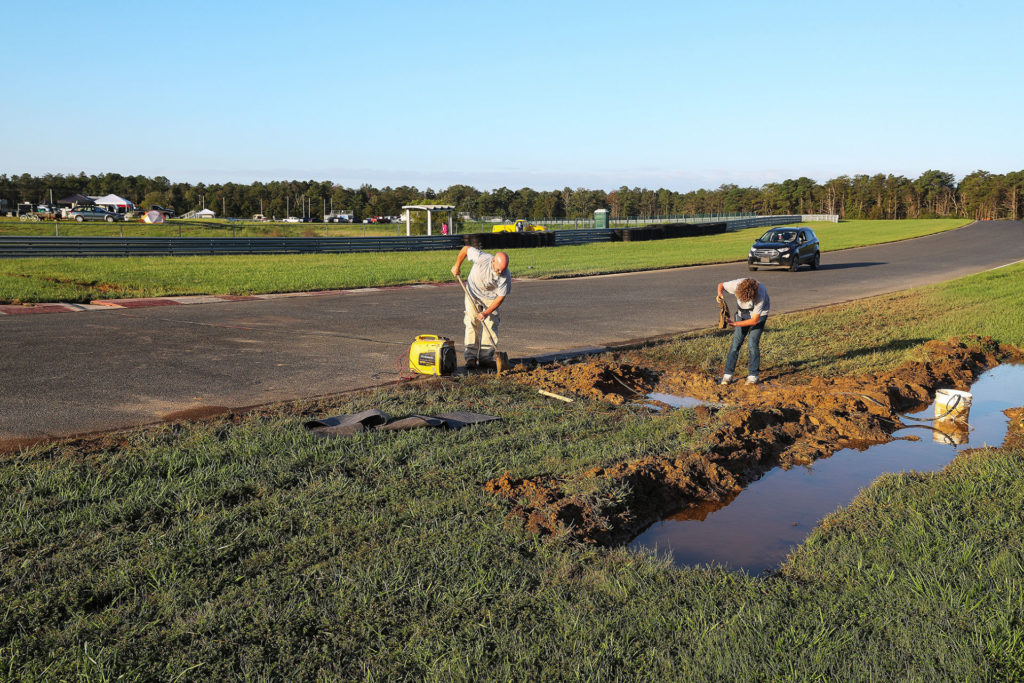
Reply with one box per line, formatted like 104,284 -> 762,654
451,245 -> 511,369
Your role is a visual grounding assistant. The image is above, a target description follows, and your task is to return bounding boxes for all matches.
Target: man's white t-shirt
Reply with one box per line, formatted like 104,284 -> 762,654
466,247 -> 511,302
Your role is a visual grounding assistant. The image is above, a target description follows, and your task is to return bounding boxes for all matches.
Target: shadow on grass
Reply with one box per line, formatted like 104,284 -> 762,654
770,337 -> 931,378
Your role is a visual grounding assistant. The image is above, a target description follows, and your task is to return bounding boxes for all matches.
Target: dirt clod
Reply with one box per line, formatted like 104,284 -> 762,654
511,361 -> 657,405
1003,407 -> 1024,450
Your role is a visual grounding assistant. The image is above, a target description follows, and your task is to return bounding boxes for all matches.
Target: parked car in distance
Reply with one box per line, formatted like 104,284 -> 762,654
282,216 -> 302,223
748,227 -> 820,271
70,206 -> 122,222
150,204 -> 175,218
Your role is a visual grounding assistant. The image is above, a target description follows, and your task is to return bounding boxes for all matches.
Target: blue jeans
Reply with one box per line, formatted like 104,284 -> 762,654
725,313 -> 766,377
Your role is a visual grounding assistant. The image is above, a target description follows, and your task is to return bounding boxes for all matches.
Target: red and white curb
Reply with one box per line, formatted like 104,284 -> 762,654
0,282 -> 461,316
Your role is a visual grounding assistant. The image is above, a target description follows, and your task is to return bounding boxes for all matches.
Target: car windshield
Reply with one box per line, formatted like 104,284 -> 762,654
760,230 -> 797,242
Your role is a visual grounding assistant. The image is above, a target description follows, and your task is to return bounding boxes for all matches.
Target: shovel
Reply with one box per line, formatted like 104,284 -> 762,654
455,274 -> 509,375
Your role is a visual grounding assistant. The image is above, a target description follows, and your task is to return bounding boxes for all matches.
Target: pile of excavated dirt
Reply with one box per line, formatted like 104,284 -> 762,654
489,336 -> 1024,546
512,361 -> 658,405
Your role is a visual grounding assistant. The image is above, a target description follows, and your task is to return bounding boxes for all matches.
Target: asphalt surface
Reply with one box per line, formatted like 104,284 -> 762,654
2,220 -> 1022,441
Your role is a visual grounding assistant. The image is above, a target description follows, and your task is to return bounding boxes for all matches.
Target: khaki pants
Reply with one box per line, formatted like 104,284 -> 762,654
464,294 -> 499,362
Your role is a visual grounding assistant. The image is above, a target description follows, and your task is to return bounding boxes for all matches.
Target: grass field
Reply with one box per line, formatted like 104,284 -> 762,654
0,218 -> 399,239
0,219 -> 970,304
2,262 -> 1022,679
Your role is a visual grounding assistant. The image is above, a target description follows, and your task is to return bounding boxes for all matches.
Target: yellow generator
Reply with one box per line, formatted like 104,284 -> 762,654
409,335 -> 457,376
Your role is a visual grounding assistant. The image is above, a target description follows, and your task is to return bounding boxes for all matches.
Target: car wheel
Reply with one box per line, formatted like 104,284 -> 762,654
105,216 -> 114,222
810,251 -> 820,270
748,265 -> 757,271
788,258 -> 799,272
76,216 -> 84,222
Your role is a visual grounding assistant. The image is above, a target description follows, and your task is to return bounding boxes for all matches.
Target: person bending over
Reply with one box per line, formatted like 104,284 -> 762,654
716,277 -> 769,385
451,246 -> 511,368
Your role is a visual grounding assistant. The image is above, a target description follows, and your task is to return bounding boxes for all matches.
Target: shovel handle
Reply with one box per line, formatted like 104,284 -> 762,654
455,274 -> 500,349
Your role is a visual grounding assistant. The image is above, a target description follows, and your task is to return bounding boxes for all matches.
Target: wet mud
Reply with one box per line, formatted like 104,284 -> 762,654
488,336 -> 1024,546
1002,407 -> 1024,450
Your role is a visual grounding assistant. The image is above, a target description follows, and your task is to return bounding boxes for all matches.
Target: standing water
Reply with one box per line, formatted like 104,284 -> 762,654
629,364 -> 1024,575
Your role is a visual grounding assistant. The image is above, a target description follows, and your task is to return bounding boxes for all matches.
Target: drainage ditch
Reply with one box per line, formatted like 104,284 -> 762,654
489,336 -> 1024,553
629,363 -> 1024,574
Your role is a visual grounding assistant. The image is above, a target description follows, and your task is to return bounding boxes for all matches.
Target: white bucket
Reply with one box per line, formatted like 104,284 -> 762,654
935,388 -> 972,422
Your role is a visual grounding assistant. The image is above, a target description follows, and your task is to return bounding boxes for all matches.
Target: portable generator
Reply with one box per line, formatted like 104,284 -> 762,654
409,334 -> 457,376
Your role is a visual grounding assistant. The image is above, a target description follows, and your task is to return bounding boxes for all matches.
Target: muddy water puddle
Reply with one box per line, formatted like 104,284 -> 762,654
642,392 -> 720,411
629,364 -> 1024,575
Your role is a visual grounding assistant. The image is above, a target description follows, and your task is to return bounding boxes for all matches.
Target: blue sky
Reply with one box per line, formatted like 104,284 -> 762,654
3,0 -> 1021,191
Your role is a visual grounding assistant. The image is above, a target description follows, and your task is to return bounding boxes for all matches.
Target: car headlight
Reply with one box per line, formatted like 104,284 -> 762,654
778,247 -> 790,253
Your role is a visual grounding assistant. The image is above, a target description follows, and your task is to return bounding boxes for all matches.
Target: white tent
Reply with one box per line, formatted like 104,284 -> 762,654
196,208 -> 217,219
92,194 -> 135,212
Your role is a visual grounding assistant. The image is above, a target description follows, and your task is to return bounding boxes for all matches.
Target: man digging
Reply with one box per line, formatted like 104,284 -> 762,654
716,277 -> 769,385
451,245 -> 511,369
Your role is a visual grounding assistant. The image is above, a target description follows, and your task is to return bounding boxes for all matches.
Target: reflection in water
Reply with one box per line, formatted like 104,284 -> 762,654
630,364 -> 1024,575
664,497 -> 735,523
644,392 -> 717,410
932,417 -> 970,444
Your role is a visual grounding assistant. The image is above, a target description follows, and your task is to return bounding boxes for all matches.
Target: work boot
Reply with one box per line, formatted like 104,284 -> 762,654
719,374 -> 733,385
746,375 -> 759,385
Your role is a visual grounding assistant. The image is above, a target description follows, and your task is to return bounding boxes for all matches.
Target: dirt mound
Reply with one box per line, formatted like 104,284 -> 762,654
1003,407 -> 1024,450
489,336 -> 1023,546
512,361 -> 657,405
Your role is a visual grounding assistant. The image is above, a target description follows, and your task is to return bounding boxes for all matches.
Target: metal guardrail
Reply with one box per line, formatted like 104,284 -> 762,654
800,214 -> 840,223
0,215 -> 834,258
723,215 -> 804,230
0,235 -> 464,258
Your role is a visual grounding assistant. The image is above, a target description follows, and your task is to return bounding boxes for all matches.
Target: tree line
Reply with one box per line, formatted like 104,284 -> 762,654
1,169 -> 1021,221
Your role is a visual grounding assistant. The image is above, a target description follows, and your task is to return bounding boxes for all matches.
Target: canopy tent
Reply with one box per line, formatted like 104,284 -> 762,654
196,208 -> 216,218
92,193 -> 135,212
402,204 -> 455,236
57,193 -> 95,206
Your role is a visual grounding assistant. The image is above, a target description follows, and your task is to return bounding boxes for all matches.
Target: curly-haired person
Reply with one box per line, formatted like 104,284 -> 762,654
716,277 -> 769,385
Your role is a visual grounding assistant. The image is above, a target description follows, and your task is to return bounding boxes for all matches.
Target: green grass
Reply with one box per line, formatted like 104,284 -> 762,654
2,262 -> 1023,679
648,255 -> 1024,379
0,219 -> 971,304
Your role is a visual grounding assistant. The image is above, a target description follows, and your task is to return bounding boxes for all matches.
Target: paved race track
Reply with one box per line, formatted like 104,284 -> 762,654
2,220 -> 1022,440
